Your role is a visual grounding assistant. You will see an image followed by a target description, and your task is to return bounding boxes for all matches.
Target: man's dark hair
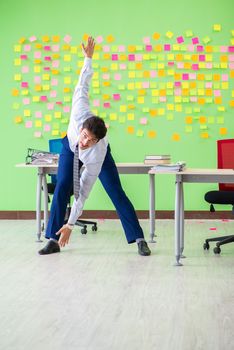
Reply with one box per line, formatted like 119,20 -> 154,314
82,116 -> 107,140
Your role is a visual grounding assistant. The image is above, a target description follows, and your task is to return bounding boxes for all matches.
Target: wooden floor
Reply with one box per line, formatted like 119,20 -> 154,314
0,219 -> 233,350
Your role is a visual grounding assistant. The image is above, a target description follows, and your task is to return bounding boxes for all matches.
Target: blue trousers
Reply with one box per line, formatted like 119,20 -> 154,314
46,136 -> 144,243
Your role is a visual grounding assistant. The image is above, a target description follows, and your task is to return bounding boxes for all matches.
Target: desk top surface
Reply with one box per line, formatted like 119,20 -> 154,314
16,162 -> 151,168
149,168 -> 234,175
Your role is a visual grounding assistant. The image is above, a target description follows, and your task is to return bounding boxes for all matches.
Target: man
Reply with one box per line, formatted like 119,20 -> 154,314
39,36 -> 151,256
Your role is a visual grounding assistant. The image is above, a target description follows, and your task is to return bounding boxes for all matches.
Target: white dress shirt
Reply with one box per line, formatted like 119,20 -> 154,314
67,57 -> 108,225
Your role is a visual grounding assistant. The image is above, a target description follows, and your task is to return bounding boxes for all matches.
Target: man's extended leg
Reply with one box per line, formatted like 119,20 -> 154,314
99,145 -> 151,255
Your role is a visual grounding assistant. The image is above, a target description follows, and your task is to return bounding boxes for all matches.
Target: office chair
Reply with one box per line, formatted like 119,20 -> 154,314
46,138 -> 97,234
203,139 -> 234,254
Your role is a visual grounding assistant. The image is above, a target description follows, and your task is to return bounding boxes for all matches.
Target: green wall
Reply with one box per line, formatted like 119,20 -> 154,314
0,0 -> 233,212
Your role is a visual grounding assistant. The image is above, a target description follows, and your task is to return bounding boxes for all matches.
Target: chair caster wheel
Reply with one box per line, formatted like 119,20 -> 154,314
92,225 -> 97,232
203,242 -> 210,250
81,227 -> 87,234
214,246 -> 221,254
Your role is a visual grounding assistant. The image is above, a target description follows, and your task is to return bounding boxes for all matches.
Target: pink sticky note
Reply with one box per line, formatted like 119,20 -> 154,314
150,70 -> 156,78
197,45 -> 204,52
24,44 -> 31,52
44,67 -> 50,71
177,62 -> 184,69
174,89 -> 182,96
220,46 -> 227,52
199,55 -> 205,61
40,96 -> 48,102
52,45 -> 60,52
221,74 -> 228,81
112,54 -> 118,61
214,90 -> 221,97
47,103 -> 54,110
63,106 -> 70,113
192,63 -> 199,70
177,36 -> 184,44
189,73 -> 196,79
159,96 -> 167,102
135,54 -> 143,61
20,54 -> 28,60
51,78 -> 58,86
103,102 -> 111,108
96,36 -> 103,43
23,98 -> 30,105
93,99 -> 100,107
56,101 -> 62,105
119,63 -> 127,70
35,111 -> 42,118
146,45 -> 152,51
143,37 -> 150,44
229,55 -> 234,62
168,62 -> 174,66
113,94 -> 120,101
128,54 -> 135,61
229,63 -> 234,69
103,45 -> 110,52
34,51 -> 41,59
190,96 -> 197,102
205,82 -> 212,88
50,90 -> 57,97
44,124 -> 51,132
34,76 -> 41,83
118,45 -> 125,52
102,73 -> 110,80
34,131 -> 42,138
114,73 -> 121,80
44,56 -> 52,61
29,36 -> 37,42
64,34 -> 72,43
140,118 -> 148,125
228,46 -> 234,53
142,82 -> 150,88
192,37 -> 199,45
206,63 -> 213,69
22,66 -> 29,73
52,60 -> 60,68
209,227 -> 217,231
182,73 -> 189,80
164,44 -> 171,51
44,45 -> 51,51
21,82 -> 28,88
187,44 -> 195,52
25,121 -> 33,128
174,82 -> 181,87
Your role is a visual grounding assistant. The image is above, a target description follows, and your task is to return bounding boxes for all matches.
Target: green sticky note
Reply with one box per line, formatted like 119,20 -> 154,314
100,112 -> 107,119
217,117 -> 224,124
119,116 -> 125,123
185,126 -> 193,132
200,125 -> 207,130
206,98 -> 213,103
185,107 -> 193,114
127,95 -> 134,101
185,30 -> 193,37
182,97 -> 189,103
203,36 -> 211,44
193,107 -> 200,113
61,118 -> 69,124
118,84 -> 125,90
142,107 -> 149,112
208,117 -> 215,124
167,114 -> 174,121
152,97 -> 159,104
136,129 -> 144,137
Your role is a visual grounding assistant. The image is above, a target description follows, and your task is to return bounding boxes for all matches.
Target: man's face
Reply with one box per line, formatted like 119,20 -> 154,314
79,128 -> 98,150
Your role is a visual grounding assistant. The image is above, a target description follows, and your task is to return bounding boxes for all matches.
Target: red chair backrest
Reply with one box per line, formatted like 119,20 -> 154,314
217,139 -> 234,191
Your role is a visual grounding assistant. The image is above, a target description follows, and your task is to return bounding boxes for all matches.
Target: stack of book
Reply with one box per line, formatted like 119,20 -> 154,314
144,155 -> 171,165
151,161 -> 186,172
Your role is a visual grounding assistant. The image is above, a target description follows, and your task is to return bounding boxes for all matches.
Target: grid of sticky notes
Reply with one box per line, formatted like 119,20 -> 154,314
12,28 -> 234,140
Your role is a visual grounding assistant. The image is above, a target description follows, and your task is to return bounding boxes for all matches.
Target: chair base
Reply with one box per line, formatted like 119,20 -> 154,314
203,235 -> 234,254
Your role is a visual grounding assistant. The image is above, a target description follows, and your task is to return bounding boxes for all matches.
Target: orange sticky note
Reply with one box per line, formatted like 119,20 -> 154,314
12,89 -> 19,96
35,43 -> 42,49
18,37 -> 26,44
198,98 -> 205,105
128,45 -> 136,52
150,109 -> 157,117
172,133 -> 180,141
153,33 -> 160,40
185,116 -> 193,124
52,36 -> 60,42
199,116 -> 206,124
42,35 -> 50,42
219,128 -> 227,135
14,116 -> 22,124
127,126 -> 134,134
201,132 -> 209,138
106,35 -> 114,43
148,130 -> 156,138
60,131 -> 67,138
83,33 -> 89,41
213,74 -> 220,81
229,100 -> 234,107
214,97 -> 222,104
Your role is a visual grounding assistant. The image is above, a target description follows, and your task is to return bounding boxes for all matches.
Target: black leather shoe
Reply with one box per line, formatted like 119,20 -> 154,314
138,241 -> 151,256
38,240 -> 60,255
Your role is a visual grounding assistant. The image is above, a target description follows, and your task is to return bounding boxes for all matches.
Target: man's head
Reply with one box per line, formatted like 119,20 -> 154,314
79,116 -> 107,150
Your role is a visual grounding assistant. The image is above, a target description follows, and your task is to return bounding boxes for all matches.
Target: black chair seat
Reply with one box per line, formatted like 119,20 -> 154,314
204,190 -> 234,205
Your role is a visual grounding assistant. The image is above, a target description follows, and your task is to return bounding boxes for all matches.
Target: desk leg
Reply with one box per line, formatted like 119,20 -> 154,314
149,174 -> 156,243
180,183 -> 186,258
174,175 -> 183,266
42,174 -> 49,233
36,170 -> 43,242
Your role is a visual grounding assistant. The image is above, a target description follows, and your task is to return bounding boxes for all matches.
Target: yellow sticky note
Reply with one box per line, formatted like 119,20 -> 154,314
14,45 -> 21,52
158,108 -> 165,116
14,58 -> 21,66
64,54 -> 71,62
52,130 -> 59,136
213,24 -> 221,31
109,113 -> 117,120
24,110 -> 31,117
128,71 -> 136,78
33,96 -> 40,102
34,66 -> 41,73
42,74 -> 50,81
127,113 -> 135,120
166,31 -> 174,38
54,112 -> 62,119
14,74 -> 22,81
137,97 -> 144,104
42,84 -> 50,91
92,81 -> 100,88
120,105 -> 127,112
35,120 -> 42,127
45,114 -> 52,122
42,35 -> 50,42
127,83 -> 135,90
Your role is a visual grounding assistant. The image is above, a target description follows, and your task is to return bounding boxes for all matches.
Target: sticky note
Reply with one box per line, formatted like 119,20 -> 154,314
113,94 -> 120,101
177,36 -> 184,44
140,118 -> 148,125
166,31 -> 174,39
25,121 -> 33,128
35,120 -> 42,127
136,129 -> 144,137
104,102 -> 111,108
192,37 -> 199,45
34,131 -> 42,138
219,128 -> 227,135
172,133 -> 180,141
213,24 -> 221,31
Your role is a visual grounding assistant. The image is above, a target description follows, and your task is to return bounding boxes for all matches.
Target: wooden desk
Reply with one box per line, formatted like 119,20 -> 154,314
16,163 -> 152,241
149,168 -> 234,266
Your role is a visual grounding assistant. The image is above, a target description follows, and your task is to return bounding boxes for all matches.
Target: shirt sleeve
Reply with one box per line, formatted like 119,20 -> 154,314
67,162 -> 103,225
71,57 -> 93,124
